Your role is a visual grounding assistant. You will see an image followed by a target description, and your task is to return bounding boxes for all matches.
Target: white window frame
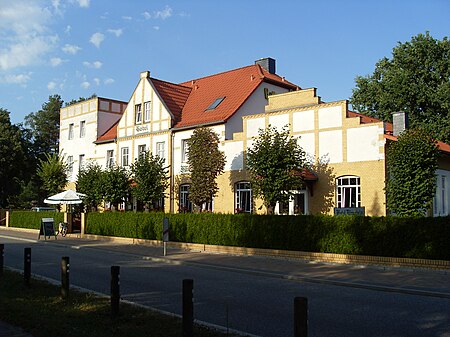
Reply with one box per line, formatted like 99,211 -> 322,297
135,104 -> 142,124
235,181 -> 252,213
156,142 -> 165,160
144,101 -> 151,123
78,154 -> 85,171
121,147 -> 129,167
67,155 -> 73,177
336,176 -> 361,208
68,123 -> 74,140
181,139 -> 189,163
79,120 -> 86,138
138,144 -> 147,159
106,150 -> 114,168
274,190 -> 308,215
179,184 -> 192,212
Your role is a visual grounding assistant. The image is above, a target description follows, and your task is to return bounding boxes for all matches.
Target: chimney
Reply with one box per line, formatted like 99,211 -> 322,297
140,71 -> 150,79
255,57 -> 276,74
392,112 -> 409,136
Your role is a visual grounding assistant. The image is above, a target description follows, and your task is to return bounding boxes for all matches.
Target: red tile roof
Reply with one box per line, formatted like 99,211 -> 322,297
173,64 -> 298,129
95,120 -> 118,144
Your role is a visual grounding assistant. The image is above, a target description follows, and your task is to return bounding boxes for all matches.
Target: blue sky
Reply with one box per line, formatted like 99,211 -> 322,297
1,0 -> 449,125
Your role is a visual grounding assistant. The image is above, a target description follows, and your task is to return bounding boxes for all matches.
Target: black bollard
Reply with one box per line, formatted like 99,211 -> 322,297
182,279 -> 194,337
0,244 -> 4,277
294,297 -> 308,337
61,257 -> 70,299
111,266 -> 120,317
24,247 -> 31,286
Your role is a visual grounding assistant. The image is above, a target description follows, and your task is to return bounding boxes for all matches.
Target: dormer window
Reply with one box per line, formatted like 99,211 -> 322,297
205,97 -> 225,111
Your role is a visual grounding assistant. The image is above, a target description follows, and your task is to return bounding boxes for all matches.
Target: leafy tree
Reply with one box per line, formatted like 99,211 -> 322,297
77,162 -> 104,210
186,128 -> 225,210
0,109 -> 26,207
350,32 -> 450,143
386,128 -> 439,216
36,152 -> 68,196
246,125 -> 306,214
25,94 -> 64,157
131,151 -> 169,210
101,166 -> 131,210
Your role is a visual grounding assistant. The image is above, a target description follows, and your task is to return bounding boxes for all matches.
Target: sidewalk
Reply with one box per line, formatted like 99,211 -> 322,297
0,320 -> 34,337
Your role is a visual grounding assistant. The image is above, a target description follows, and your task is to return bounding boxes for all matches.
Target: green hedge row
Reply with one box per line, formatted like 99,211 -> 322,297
10,211 -> 64,230
86,212 -> 450,260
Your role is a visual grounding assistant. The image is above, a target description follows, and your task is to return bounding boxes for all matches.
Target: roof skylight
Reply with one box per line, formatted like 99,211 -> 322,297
205,97 -> 225,111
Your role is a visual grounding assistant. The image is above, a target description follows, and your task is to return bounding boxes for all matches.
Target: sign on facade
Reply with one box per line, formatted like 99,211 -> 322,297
334,207 -> 365,216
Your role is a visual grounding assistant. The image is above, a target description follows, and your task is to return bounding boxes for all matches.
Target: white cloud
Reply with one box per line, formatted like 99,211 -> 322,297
154,6 -> 172,20
65,25 -> 71,34
143,6 -> 173,20
122,16 -> 132,20
90,32 -> 105,48
62,44 -> 82,54
3,73 -> 32,85
153,26 -> 160,31
81,81 -> 90,89
50,57 -> 63,67
47,81 -> 56,90
93,78 -> 100,86
107,29 -> 123,37
83,61 -> 103,69
104,78 -> 115,85
77,0 -> 90,8
0,1 -> 58,70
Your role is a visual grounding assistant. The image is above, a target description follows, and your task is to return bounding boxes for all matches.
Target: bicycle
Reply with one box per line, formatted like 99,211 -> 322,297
58,222 -> 68,237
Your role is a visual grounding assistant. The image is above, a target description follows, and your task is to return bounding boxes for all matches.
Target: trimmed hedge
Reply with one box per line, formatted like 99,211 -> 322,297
9,211 -> 64,230
86,212 -> 450,260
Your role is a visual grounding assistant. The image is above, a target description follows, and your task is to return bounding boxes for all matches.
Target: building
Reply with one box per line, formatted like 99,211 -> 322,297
59,58 -> 450,216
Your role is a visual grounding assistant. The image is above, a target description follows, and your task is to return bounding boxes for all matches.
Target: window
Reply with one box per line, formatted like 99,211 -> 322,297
434,175 -> 448,216
138,144 -> 147,159
179,184 -> 192,212
78,154 -> 85,171
67,156 -> 73,177
79,120 -> 86,138
181,139 -> 189,163
106,150 -> 114,168
68,123 -> 74,140
336,176 -> 361,208
135,104 -> 142,124
144,101 -> 151,122
156,142 -> 165,160
121,147 -> 129,167
235,181 -> 252,213
206,97 -> 225,111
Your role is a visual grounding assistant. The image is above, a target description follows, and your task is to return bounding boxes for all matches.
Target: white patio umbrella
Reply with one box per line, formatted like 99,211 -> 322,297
44,189 -> 85,205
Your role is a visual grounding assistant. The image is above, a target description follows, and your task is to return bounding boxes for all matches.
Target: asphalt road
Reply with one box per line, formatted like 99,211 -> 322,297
1,233 -> 450,337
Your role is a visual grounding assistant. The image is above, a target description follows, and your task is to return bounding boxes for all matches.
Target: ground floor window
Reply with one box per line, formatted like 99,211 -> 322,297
235,181 -> 252,213
275,190 -> 308,215
179,184 -> 192,212
336,176 -> 361,208
434,173 -> 448,216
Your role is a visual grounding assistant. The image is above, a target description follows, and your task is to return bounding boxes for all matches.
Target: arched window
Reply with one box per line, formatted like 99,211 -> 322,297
179,184 -> 192,212
235,181 -> 252,213
336,176 -> 361,208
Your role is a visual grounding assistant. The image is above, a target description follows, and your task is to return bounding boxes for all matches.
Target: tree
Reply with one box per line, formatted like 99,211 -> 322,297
0,109 -> 26,207
246,125 -> 306,214
101,166 -> 131,210
386,128 -> 439,216
25,94 -> 63,158
77,162 -> 104,210
131,151 -> 169,210
36,152 -> 68,197
186,127 -> 225,210
350,32 -> 450,143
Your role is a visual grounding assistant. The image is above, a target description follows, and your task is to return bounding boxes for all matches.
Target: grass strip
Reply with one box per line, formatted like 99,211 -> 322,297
0,269 -> 235,337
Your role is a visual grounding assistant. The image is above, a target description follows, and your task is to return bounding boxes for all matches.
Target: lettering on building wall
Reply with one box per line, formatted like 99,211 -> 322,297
334,207 -> 365,216
135,125 -> 149,133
